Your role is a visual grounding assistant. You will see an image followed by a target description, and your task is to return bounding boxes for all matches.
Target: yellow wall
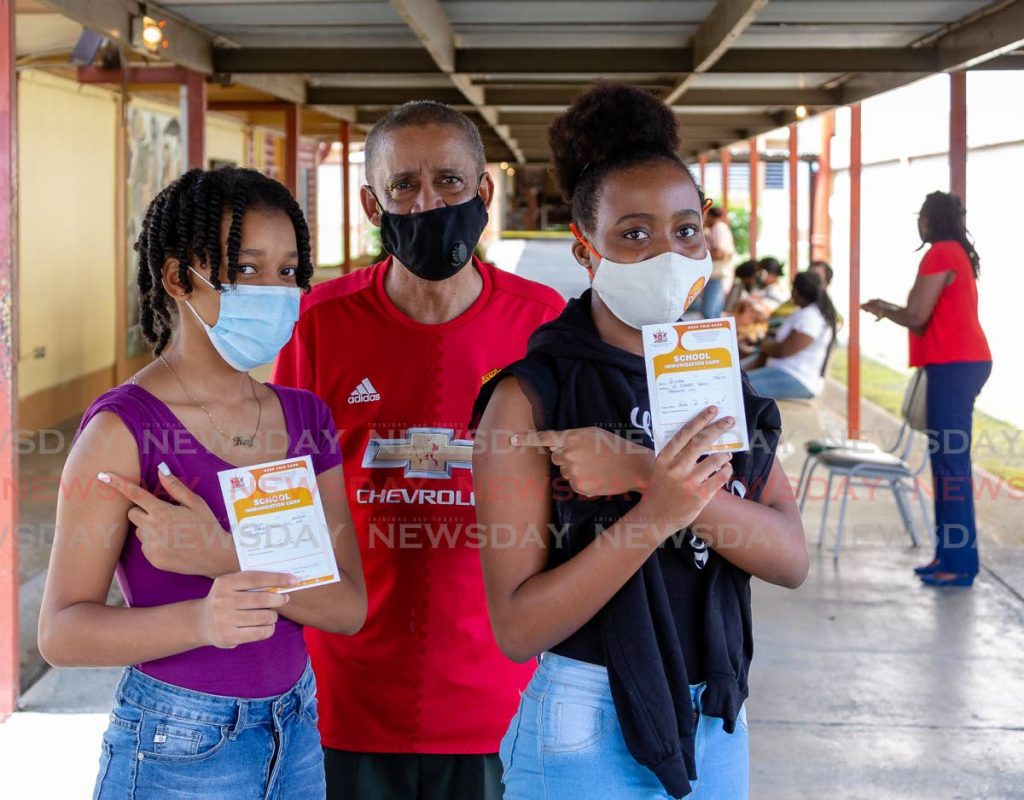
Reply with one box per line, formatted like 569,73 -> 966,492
17,72 -> 252,425
207,114 -> 249,167
17,70 -> 118,401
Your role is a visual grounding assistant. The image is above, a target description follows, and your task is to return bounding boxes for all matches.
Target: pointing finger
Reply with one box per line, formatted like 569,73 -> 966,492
97,472 -> 163,514
510,430 -> 567,450
156,462 -> 199,509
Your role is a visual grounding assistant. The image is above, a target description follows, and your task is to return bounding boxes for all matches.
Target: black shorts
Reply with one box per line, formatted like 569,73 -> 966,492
324,748 -> 503,800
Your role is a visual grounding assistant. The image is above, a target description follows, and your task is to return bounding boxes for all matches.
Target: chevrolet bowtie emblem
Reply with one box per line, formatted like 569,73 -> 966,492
362,428 -> 474,479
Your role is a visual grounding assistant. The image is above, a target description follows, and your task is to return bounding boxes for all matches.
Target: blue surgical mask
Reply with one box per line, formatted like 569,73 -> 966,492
185,267 -> 301,372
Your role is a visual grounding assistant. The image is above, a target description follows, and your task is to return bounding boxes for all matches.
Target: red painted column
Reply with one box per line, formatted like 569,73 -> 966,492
0,0 -> 18,722
748,139 -> 759,261
340,121 -> 351,272
699,154 -> 707,191
284,104 -> 300,197
788,122 -> 799,281
848,105 -> 863,440
720,148 -> 730,211
950,71 -> 967,205
185,70 -> 206,171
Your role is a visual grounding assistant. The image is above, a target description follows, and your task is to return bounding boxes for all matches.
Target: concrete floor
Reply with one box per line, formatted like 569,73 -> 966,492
4,241 -> 1023,798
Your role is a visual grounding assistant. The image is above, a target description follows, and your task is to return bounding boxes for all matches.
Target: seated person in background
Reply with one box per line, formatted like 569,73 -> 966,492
751,257 -> 789,313
730,256 -> 786,346
724,259 -> 758,313
745,271 -> 838,400
770,260 -> 843,329
809,260 -> 834,290
724,260 -> 765,344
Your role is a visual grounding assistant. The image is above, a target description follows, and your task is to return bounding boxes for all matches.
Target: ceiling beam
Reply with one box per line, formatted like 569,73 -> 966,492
356,105 -> 481,125
458,48 -> 692,74
225,73 -> 307,105
207,46 -> 953,80
386,0 -> 455,73
666,0 -> 770,104
838,72 -> 932,107
712,48 -> 939,73
486,86 -> 836,108
208,43 -> 1001,80
40,1 -> 318,106
970,51 -> 1024,69
328,47 -> 947,76
484,86 -> 588,106
935,0 -> 1024,70
309,86 -> 466,105
38,0 -> 214,74
214,47 -> 439,74
675,88 -> 839,106
499,110 -> 784,129
386,0 -> 524,163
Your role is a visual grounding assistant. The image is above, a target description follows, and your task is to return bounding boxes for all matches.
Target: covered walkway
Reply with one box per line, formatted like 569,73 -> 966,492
2,1 -> 1024,797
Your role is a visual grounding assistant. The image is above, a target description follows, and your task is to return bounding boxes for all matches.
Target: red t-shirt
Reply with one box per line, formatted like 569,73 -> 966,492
908,241 -> 990,367
272,256 -> 564,754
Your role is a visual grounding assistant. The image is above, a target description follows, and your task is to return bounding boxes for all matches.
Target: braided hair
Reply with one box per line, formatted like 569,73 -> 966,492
548,82 -> 704,234
134,167 -> 313,355
918,191 -> 980,278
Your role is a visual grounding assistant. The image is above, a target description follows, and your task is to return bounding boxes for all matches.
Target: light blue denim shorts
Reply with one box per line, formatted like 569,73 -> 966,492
93,660 -> 325,799
499,652 -> 749,800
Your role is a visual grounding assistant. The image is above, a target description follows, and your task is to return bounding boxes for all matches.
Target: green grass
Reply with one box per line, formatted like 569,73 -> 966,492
830,348 -> 1024,483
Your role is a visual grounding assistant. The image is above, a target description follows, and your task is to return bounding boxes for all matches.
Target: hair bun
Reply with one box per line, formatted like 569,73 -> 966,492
549,82 -> 680,201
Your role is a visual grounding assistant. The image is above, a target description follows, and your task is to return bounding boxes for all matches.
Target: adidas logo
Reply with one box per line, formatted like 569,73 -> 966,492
347,378 -> 381,404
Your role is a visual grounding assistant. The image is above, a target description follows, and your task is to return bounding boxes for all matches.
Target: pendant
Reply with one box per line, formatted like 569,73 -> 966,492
233,436 -> 256,447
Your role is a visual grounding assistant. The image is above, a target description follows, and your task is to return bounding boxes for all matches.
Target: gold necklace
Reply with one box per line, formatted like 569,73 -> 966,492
160,355 -> 262,447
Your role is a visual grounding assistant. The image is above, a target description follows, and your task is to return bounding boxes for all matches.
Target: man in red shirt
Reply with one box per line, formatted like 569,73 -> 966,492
273,101 -> 564,799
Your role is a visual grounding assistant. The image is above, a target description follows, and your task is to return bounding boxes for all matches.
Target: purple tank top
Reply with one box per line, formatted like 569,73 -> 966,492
77,382 -> 343,697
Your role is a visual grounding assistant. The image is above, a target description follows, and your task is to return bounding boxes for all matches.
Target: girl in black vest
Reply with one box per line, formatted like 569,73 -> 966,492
471,84 -> 808,799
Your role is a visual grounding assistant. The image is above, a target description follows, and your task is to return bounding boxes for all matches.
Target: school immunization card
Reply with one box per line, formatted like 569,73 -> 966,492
218,455 -> 340,592
642,317 -> 749,456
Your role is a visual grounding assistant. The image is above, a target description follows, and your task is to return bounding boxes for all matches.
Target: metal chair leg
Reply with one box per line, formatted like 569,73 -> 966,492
834,475 -> 851,561
796,453 -> 814,503
799,458 -> 820,512
891,481 -> 916,546
818,471 -> 835,548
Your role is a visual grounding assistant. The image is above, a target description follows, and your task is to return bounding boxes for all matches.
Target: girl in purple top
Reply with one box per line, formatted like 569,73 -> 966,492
38,167 -> 366,799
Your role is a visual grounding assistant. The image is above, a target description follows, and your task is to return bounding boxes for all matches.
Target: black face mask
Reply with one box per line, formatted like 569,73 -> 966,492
376,193 -> 489,282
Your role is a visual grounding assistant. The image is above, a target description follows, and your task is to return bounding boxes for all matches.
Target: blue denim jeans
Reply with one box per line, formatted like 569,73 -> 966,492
925,360 -> 992,576
745,366 -> 815,400
499,653 -> 748,800
93,661 -> 325,799
699,277 -> 726,320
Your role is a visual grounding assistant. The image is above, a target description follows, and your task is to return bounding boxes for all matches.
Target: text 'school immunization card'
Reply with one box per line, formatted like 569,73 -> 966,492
642,317 -> 749,456
218,455 -> 340,593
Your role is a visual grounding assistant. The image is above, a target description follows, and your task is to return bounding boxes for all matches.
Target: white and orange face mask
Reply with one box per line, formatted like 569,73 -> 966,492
571,224 -> 712,329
